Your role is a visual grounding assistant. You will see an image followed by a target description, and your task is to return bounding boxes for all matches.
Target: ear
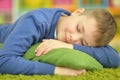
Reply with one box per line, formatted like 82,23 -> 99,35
71,8 -> 85,16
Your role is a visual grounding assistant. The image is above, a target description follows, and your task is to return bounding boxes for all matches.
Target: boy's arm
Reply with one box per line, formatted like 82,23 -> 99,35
0,16 -> 56,75
0,24 -> 12,43
73,44 -> 120,68
0,54 -> 55,75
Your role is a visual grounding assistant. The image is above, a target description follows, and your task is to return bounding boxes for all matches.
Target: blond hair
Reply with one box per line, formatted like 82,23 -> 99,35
81,9 -> 117,46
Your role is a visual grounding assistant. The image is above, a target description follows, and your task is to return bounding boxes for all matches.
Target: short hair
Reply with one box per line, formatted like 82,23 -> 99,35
80,8 -> 117,46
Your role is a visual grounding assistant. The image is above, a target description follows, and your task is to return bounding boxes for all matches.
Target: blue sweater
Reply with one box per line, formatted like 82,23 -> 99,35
0,8 -> 120,75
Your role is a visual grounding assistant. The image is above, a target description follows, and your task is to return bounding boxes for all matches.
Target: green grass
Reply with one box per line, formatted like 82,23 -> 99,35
0,67 -> 120,80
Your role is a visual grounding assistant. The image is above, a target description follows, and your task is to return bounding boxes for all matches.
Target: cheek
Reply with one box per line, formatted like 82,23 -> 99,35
67,27 -> 76,33
63,23 -> 76,33
65,25 -> 75,32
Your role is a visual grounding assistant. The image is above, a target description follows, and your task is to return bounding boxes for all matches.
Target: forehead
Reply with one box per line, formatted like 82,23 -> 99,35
81,15 -> 98,46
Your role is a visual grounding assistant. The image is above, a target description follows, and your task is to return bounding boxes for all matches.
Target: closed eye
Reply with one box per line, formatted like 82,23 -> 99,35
81,40 -> 84,46
81,40 -> 88,46
77,25 -> 81,33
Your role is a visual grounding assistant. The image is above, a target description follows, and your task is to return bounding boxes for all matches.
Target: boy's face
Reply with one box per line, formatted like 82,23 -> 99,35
56,14 -> 98,46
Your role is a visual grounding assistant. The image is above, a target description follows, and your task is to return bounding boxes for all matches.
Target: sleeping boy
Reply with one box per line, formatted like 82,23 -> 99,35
0,8 -> 119,76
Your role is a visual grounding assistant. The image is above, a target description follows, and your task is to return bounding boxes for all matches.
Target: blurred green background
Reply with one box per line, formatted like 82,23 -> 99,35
0,0 -> 120,52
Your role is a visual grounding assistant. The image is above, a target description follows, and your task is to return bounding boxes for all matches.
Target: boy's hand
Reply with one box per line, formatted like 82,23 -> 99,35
54,66 -> 86,76
35,39 -> 73,56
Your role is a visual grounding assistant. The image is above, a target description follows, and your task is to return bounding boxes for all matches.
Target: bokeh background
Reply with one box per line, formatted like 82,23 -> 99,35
0,0 -> 120,51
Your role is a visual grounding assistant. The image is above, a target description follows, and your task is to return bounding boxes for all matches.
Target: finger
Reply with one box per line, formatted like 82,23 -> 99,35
36,42 -> 53,56
81,69 -> 86,75
35,40 -> 49,53
35,43 -> 48,56
35,44 -> 48,56
42,43 -> 54,54
36,42 -> 46,50
35,44 -> 43,53
43,47 -> 53,54
35,48 -> 45,56
77,69 -> 86,75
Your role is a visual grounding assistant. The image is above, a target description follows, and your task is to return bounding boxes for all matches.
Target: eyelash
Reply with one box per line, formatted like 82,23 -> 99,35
80,40 -> 84,46
77,25 -> 80,32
